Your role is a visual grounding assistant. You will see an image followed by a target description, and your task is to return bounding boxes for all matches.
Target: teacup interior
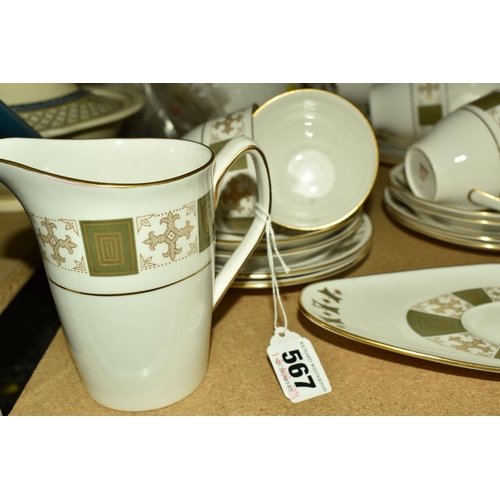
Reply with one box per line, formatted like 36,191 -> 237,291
254,90 -> 378,230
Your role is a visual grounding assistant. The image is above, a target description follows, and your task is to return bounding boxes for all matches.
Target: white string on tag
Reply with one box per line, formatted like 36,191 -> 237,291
255,203 -> 290,333
256,204 -> 333,402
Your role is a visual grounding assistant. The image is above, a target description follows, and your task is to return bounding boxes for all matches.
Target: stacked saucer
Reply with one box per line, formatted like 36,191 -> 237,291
216,210 -> 373,288
384,164 -> 500,251
376,130 -> 415,166
211,89 -> 378,287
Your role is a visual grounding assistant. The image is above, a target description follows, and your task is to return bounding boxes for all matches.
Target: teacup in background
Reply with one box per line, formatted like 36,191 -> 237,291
405,90 -> 500,211
370,83 -> 500,138
183,104 -> 258,234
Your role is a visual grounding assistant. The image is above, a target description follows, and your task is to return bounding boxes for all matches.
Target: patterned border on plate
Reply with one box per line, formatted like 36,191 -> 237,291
407,287 -> 500,358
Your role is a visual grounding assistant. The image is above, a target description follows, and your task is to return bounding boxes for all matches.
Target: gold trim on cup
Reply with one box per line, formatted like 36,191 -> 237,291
252,88 -> 379,232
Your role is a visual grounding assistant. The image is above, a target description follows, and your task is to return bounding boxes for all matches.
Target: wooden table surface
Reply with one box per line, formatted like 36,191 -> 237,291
6,164 -> 500,416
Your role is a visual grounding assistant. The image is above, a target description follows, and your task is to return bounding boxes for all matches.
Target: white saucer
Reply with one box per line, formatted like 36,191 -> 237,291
230,241 -> 371,289
389,184 -> 500,236
384,188 -> 500,251
299,264 -> 500,373
218,213 -> 369,274
375,130 -> 416,165
216,209 -> 363,254
389,164 -> 500,222
218,213 -> 372,288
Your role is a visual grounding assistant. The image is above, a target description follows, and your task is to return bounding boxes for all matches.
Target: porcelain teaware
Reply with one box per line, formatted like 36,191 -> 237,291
0,136 -> 271,411
405,90 -> 500,211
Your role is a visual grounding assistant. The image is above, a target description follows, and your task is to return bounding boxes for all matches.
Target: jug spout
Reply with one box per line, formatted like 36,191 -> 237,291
0,138 -> 56,212
0,138 -> 35,205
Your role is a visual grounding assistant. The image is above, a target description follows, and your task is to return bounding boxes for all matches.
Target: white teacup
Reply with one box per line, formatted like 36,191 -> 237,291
253,89 -> 378,231
183,104 -> 258,234
370,83 -> 500,138
0,136 -> 271,411
405,90 -> 500,211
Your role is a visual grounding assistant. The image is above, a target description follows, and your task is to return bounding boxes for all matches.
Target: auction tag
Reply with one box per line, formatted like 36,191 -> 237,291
267,327 -> 332,403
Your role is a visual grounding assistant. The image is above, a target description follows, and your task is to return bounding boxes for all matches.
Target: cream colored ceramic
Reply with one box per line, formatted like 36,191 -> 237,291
389,164 -> 500,222
216,211 -> 364,271
0,83 -> 145,139
370,83 -> 500,138
183,104 -> 257,234
218,213 -> 372,287
299,264 -> 500,372
405,91 -> 500,211
215,209 -> 363,253
388,185 -> 500,236
384,188 -> 500,251
253,89 -> 378,231
230,240 -> 371,289
0,136 -> 271,411
0,84 -> 145,213
375,130 -> 415,165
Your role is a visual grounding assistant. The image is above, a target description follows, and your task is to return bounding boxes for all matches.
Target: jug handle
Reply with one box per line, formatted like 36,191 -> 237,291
211,136 -> 272,310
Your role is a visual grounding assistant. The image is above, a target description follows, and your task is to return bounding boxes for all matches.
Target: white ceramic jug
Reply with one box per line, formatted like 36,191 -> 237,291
0,136 -> 271,411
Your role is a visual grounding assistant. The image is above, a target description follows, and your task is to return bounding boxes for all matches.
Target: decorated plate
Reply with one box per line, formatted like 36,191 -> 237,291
299,264 -> 500,372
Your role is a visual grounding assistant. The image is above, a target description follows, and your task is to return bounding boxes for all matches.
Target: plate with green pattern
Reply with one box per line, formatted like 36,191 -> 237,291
299,264 -> 500,372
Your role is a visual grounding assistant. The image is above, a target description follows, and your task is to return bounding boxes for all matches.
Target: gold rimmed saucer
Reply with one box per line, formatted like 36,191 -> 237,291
375,130 -> 416,166
217,213 -> 372,288
229,243 -> 371,289
215,209 -> 363,253
389,164 -> 500,222
216,211 -> 364,269
384,188 -> 500,251
389,185 -> 500,236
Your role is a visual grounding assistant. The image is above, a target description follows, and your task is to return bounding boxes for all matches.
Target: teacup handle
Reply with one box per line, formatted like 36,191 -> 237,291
469,188 -> 500,212
212,136 -> 272,309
